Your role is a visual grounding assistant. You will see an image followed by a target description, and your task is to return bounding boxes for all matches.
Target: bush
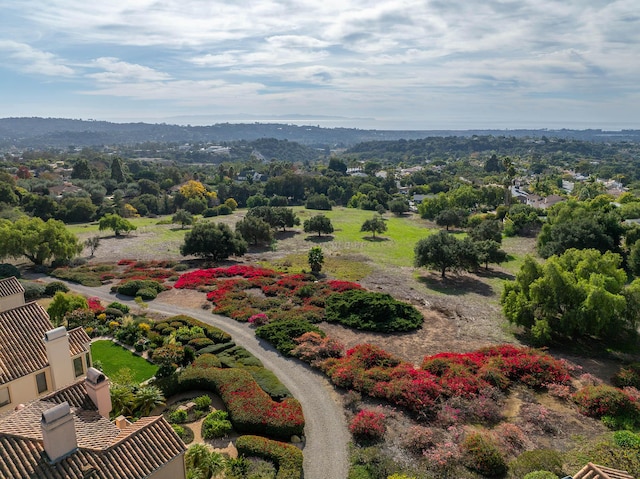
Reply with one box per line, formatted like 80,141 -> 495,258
508,449 -> 564,478
202,410 -> 233,439
136,287 -> 158,300
194,395 -> 212,411
169,409 -> 188,424
171,424 -> 194,444
613,430 -> 640,449
573,385 -> 639,422
116,279 -> 165,297
247,367 -> 291,400
461,432 -> 507,477
325,289 -> 423,332
349,410 -> 386,442
235,435 -> 304,479
44,281 -> 69,296
107,301 -> 130,313
0,263 -> 20,279
21,281 -> 46,300
255,319 -> 324,356
612,363 -> 640,389
104,307 -> 125,319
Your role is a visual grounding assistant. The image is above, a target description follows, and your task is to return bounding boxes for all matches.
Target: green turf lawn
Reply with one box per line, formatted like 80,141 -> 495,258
90,340 -> 158,384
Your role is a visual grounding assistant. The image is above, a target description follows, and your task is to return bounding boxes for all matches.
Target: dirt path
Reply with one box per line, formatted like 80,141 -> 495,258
44,279 -> 350,479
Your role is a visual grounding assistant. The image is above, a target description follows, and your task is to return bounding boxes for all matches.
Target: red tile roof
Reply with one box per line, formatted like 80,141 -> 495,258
0,380 -> 186,478
0,302 -> 90,384
0,277 -> 24,298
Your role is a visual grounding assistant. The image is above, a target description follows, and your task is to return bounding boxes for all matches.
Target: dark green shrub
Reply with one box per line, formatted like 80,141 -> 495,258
196,342 -> 236,356
255,319 -> 324,355
171,424 -> 194,444
192,353 -> 222,368
104,307 -> 124,319
236,435 -> 303,479
44,281 -> 69,296
247,367 -> 291,400
202,207 -> 218,217
325,289 -> 423,332
188,337 -> 215,349
107,301 -> 130,313
612,363 -> 640,389
136,287 -> 158,300
0,263 -> 20,279
202,410 -> 233,439
169,409 -> 188,423
217,204 -> 232,215
173,263 -> 189,272
21,281 -> 46,300
116,279 -> 165,297
509,449 -> 564,478
461,432 -> 507,477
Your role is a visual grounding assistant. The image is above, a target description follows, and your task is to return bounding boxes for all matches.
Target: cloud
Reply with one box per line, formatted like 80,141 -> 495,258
87,57 -> 172,83
0,40 -> 74,76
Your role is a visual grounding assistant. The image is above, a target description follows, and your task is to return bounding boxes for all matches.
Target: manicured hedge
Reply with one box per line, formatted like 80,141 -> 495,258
115,279 -> 166,297
156,315 -> 231,344
255,319 -> 324,355
325,289 -> 423,332
236,435 -> 303,479
178,363 -> 304,439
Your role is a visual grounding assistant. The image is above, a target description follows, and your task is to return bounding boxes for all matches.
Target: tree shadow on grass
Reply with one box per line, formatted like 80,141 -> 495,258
475,268 -> 515,281
362,236 -> 390,242
304,235 -> 334,243
417,273 -> 496,297
274,230 -> 300,240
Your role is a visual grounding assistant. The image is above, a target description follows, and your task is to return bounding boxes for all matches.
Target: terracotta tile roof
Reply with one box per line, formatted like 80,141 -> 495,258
573,463 -> 635,479
0,381 -> 186,479
0,302 -> 90,384
0,277 -> 24,298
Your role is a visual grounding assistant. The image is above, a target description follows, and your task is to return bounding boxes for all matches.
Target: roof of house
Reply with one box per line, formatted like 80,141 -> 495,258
0,302 -> 90,384
572,462 -> 635,479
0,380 -> 186,479
0,276 -> 24,298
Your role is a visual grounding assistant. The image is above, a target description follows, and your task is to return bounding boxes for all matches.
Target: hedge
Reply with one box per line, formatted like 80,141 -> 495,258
178,364 -> 304,439
325,289 -> 423,332
236,435 -> 303,479
255,319 -> 324,355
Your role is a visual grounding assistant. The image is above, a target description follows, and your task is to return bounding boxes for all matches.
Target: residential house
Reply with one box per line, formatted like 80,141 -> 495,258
0,277 -> 92,414
0,368 -> 186,478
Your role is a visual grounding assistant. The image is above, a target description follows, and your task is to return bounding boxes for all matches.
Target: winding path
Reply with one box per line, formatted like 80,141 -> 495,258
50,281 -> 350,479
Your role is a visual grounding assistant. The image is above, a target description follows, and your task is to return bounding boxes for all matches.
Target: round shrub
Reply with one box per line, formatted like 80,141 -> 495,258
613,430 -> 640,449
325,289 -> 423,332
194,395 -> 212,411
612,363 -> 640,389
104,307 -> 124,319
0,263 -> 20,279
573,384 -> 637,418
171,424 -> 194,444
169,409 -> 188,424
202,410 -> 233,439
44,281 -> 69,296
461,432 -> 507,477
136,288 -> 158,300
21,281 -> 46,300
107,301 -> 130,314
349,409 -> 386,442
509,449 -> 564,478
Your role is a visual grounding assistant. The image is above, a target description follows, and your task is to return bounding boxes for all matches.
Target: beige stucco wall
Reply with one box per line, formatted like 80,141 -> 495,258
0,368 -> 52,414
148,453 -> 187,479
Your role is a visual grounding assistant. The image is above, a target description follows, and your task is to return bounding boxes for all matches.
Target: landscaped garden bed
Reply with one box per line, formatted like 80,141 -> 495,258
90,339 -> 158,383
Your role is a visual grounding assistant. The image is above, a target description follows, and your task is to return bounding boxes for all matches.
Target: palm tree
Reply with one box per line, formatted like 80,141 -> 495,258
133,385 -> 165,417
110,384 -> 135,417
185,444 -> 226,479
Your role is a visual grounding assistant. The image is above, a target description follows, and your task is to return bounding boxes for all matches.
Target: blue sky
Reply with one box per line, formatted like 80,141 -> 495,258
0,1 -> 638,130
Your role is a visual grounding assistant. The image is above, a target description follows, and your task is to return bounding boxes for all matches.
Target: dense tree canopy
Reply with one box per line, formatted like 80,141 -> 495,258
303,214 -> 334,237
501,248 -> 640,344
414,230 -> 478,278
0,217 -> 82,265
235,215 -> 273,246
360,216 -> 387,238
246,206 -> 300,232
98,213 -> 137,237
180,222 -> 247,261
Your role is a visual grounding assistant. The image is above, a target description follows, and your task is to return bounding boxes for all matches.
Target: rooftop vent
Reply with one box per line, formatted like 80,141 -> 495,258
86,367 -> 105,385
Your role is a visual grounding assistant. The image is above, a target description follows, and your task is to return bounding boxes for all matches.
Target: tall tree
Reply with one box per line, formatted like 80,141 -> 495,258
303,214 -> 334,237
235,215 -> 273,246
110,157 -> 127,183
414,230 -> 477,278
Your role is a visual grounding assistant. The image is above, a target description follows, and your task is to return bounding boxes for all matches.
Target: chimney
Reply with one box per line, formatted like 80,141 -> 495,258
115,415 -> 131,430
41,402 -> 77,463
43,327 -> 74,390
85,367 -> 112,418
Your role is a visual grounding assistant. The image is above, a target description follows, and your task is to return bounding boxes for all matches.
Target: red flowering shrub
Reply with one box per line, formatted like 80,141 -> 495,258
612,363 -> 640,389
117,259 -> 136,266
327,280 -> 363,292
290,332 -> 344,364
248,313 -> 269,326
573,384 -> 639,419
86,297 -> 105,314
179,364 -> 304,439
349,409 -> 386,441
492,423 -> 528,457
402,425 -> 437,454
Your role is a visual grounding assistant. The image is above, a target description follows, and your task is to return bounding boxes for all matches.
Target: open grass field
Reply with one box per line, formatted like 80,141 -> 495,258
90,340 -> 158,384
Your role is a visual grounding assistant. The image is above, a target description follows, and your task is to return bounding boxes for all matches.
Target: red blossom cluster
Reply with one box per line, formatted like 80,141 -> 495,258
326,280 -> 363,292
321,343 -> 572,417
174,265 -> 277,289
349,409 -> 386,440
86,297 -> 105,314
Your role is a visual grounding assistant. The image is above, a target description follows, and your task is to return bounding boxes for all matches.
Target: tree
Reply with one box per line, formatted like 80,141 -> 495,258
328,157 -> 347,174
475,240 -> 507,270
360,216 -> 387,239
305,194 -> 332,210
388,198 -> 409,216
435,207 -> 468,231
0,217 -> 82,266
47,292 -> 89,326
308,246 -> 324,273
84,235 -> 100,257
98,213 -> 137,237
133,386 -> 165,417
303,214 -> 334,237
629,240 -> 640,276
470,219 -> 503,243
235,215 -> 273,246
501,248 -> 639,344
186,444 -> 225,479
110,157 -> 127,183
180,222 -> 247,261
172,209 -> 194,229
246,206 -> 300,232
59,196 -> 97,223
414,230 -> 478,278
71,158 -> 92,179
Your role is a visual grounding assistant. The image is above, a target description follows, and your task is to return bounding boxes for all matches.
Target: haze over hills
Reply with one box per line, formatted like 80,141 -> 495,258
1,117 -> 639,149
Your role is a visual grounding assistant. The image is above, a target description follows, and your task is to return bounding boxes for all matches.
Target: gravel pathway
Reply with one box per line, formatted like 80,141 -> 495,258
47,280 -> 350,479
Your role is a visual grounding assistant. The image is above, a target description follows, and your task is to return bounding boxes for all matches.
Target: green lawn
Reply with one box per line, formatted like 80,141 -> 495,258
91,340 -> 158,384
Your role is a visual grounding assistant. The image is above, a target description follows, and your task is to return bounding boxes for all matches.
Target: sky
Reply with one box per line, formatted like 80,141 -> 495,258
0,0 -> 638,130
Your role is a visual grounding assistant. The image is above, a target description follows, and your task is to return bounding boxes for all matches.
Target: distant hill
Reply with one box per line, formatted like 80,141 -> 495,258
1,117 -> 639,149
